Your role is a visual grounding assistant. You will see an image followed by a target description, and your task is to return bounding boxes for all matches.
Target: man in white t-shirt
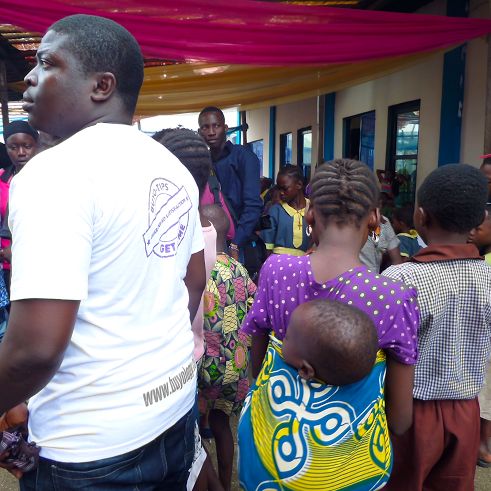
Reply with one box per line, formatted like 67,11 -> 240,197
0,14 -> 206,490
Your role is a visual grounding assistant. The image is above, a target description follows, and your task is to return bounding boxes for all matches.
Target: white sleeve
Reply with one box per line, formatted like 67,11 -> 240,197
9,169 -> 93,301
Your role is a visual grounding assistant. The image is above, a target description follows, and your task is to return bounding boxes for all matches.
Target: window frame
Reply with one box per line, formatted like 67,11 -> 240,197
297,126 -> 312,180
386,99 -> 420,173
279,132 -> 293,167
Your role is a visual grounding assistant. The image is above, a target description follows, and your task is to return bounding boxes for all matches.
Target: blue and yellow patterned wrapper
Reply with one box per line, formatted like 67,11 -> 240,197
238,336 -> 392,490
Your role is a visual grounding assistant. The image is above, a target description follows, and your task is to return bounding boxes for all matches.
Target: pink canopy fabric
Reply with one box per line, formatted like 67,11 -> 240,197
1,0 -> 490,65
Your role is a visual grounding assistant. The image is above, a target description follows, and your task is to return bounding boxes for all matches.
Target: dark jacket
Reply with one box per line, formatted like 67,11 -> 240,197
213,141 -> 263,247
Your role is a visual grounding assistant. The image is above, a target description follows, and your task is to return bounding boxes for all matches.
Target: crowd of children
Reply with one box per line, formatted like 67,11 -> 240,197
1,124 -> 491,490
197,157 -> 491,490
2,13 -> 489,491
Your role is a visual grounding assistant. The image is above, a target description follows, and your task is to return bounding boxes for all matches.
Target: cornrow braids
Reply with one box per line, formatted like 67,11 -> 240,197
310,159 -> 379,225
277,164 -> 305,185
153,128 -> 212,197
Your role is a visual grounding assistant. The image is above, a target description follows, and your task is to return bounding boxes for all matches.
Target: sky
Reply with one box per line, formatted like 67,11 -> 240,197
137,108 -> 239,136
1,104 -> 239,142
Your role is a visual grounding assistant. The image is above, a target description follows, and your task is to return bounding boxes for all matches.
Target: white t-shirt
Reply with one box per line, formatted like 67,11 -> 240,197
9,123 -> 204,462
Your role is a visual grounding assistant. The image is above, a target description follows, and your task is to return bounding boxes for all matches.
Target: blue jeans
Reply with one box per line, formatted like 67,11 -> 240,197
20,408 -> 196,491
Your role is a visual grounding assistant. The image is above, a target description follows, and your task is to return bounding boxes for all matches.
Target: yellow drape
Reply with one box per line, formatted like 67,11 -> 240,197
136,49 -> 442,117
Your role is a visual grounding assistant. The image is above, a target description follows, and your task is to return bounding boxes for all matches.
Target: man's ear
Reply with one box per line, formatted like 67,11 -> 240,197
298,360 -> 315,381
415,206 -> 428,228
224,124 -> 229,133
91,72 -> 117,102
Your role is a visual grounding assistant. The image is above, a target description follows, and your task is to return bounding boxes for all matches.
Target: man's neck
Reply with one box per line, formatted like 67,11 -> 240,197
424,230 -> 469,246
210,140 -> 227,162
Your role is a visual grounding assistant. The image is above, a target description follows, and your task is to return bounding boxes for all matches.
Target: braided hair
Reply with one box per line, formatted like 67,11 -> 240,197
277,164 -> 305,186
153,128 -> 211,197
309,159 -> 379,225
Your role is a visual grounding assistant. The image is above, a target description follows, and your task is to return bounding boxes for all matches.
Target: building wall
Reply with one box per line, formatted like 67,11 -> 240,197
246,107 -> 270,176
461,0 -> 489,164
246,99 -> 319,178
334,53 -> 444,188
276,98 -> 318,171
245,0 -> 489,184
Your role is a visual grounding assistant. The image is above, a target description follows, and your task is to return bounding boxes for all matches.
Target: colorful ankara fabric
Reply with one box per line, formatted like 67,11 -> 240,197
241,255 -> 419,365
198,253 -> 256,416
238,337 -> 391,491
261,201 -> 310,256
384,244 -> 491,400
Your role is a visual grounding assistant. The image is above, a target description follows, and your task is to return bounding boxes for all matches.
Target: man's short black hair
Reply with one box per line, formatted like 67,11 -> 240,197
417,164 -> 488,233
49,14 -> 144,115
198,106 -> 225,123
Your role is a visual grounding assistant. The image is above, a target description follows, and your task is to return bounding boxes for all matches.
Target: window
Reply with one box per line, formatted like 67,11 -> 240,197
280,132 -> 292,166
343,111 -> 375,169
297,127 -> 312,181
248,139 -> 264,167
386,100 -> 420,207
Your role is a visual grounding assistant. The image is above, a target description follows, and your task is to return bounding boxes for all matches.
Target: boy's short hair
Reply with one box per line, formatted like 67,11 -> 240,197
393,205 -> 415,228
298,299 -> 378,386
49,15 -> 144,115
417,164 -> 488,233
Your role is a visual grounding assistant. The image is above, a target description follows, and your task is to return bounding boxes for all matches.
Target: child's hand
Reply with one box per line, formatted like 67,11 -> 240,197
0,451 -> 23,479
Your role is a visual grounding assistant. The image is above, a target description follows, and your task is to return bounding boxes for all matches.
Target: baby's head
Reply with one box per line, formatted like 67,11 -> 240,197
282,299 -> 378,386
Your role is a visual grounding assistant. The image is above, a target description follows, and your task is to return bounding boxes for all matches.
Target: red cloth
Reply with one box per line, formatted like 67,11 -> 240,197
200,183 -> 235,241
0,170 -> 10,271
1,0 -> 491,65
386,398 -> 480,491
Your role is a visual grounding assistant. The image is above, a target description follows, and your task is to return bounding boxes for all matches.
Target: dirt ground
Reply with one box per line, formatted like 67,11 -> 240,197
1,418 -> 490,491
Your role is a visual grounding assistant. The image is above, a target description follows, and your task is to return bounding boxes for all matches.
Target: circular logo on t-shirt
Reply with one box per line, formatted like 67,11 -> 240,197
143,178 -> 191,258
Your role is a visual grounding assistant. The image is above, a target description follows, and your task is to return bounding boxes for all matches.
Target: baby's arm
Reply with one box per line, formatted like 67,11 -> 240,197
385,357 -> 414,434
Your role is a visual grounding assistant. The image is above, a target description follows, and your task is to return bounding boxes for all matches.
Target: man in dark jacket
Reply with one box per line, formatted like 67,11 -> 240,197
198,106 -> 263,263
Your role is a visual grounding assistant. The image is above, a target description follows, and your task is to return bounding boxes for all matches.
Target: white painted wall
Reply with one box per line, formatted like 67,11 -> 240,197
246,107 -> 270,176
247,98 -> 319,178
461,0 -> 489,166
334,53 -> 444,188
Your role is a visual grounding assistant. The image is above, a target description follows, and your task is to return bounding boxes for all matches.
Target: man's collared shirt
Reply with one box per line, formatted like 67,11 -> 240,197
384,243 -> 491,400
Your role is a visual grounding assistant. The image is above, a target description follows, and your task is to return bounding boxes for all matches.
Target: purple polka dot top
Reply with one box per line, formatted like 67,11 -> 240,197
241,254 -> 419,365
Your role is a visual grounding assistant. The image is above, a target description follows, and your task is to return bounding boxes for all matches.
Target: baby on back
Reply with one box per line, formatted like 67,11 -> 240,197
282,298 -> 379,386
